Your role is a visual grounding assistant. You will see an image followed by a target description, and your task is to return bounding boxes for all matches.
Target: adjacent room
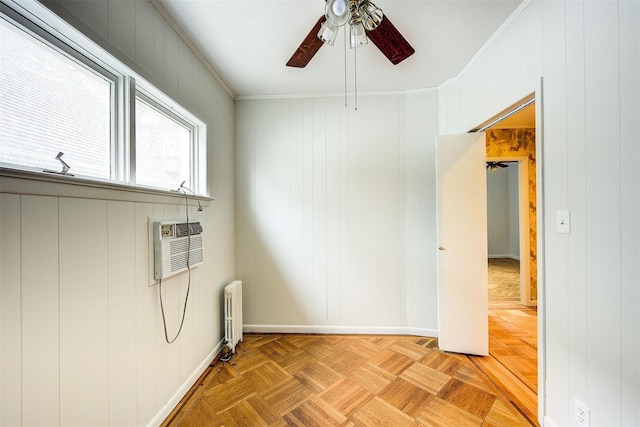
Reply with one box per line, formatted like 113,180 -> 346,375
1,0 -> 638,426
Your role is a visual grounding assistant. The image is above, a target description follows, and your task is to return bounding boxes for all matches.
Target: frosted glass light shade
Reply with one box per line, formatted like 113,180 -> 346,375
360,1 -> 383,31
350,21 -> 368,48
318,21 -> 339,45
326,0 -> 351,26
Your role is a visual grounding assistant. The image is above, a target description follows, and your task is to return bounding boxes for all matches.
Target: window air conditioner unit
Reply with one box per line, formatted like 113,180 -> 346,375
153,221 -> 204,280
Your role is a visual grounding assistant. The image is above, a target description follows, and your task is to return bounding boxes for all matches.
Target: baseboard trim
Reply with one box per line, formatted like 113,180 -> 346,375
243,324 -> 438,338
146,339 -> 224,427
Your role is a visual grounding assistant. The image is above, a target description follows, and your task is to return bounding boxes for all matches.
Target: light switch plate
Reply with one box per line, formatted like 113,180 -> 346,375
557,210 -> 571,234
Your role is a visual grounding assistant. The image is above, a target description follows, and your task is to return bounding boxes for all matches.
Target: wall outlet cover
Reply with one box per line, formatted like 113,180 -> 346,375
575,399 -> 590,426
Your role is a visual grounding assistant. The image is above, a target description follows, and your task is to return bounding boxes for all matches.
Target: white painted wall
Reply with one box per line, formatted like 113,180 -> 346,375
0,1 -> 235,425
487,167 -> 509,257
235,92 -> 440,335
486,165 -> 520,258
440,0 -> 639,425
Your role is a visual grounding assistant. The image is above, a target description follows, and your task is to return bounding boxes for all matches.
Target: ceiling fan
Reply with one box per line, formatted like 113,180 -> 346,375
486,161 -> 513,172
286,0 -> 415,68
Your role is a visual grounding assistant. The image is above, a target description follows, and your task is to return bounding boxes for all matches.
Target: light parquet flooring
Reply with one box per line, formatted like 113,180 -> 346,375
162,260 -> 538,426
487,258 -> 521,302
473,258 -> 538,425
163,334 -> 534,426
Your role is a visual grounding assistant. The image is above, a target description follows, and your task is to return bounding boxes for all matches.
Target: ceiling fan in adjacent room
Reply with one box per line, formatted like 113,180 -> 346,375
486,161 -> 514,172
286,0 -> 415,68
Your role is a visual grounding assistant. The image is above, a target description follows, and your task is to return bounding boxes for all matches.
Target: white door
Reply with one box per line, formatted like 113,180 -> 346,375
436,132 -> 488,356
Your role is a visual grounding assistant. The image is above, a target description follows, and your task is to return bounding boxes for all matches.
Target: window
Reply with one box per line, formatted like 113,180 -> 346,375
135,94 -> 193,191
0,5 -> 207,195
132,85 -> 206,193
0,16 -> 114,178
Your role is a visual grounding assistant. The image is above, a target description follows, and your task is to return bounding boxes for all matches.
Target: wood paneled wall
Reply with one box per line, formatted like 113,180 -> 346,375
439,1 -> 639,425
235,92 -> 440,335
0,196 -> 213,425
0,1 -> 235,425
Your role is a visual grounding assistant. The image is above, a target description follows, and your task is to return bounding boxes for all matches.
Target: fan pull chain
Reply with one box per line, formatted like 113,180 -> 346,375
344,27 -> 348,108
354,43 -> 358,111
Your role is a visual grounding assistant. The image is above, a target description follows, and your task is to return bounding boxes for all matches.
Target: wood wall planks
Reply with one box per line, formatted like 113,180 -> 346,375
107,201 -> 137,426
564,2 -> 589,422
21,196 -> 60,426
0,0 -> 235,425
0,193 -> 228,426
59,199 -> 110,425
235,92 -> 440,334
0,194 -> 22,426
583,3 -> 623,424
438,0 -> 640,425
618,2 -> 640,423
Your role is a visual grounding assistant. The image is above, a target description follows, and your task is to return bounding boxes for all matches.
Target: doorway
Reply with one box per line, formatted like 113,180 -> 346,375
478,99 -> 540,423
436,92 -> 544,423
486,159 -> 521,302
486,156 -> 534,305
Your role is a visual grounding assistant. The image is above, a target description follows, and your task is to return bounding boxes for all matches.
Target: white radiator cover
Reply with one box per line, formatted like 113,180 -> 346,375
224,281 -> 243,353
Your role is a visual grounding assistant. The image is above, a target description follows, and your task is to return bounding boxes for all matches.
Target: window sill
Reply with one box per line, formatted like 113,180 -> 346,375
0,167 -> 213,207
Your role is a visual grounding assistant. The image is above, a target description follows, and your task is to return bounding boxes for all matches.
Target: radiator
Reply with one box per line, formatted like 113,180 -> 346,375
224,281 -> 243,353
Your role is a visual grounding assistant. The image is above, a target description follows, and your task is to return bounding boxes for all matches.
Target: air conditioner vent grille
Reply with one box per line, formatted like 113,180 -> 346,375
176,222 -> 203,237
170,249 -> 204,271
170,237 -> 203,255
153,221 -> 204,280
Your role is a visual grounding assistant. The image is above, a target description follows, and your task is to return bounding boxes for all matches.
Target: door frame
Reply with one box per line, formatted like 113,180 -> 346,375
470,80 -> 545,424
534,79 -> 545,424
486,155 -> 534,306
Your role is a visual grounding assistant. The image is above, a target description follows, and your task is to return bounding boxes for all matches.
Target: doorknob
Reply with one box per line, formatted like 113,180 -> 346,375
438,246 -> 445,251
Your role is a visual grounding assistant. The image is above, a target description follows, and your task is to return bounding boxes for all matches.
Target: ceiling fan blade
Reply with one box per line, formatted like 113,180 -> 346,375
366,16 -> 415,65
287,16 -> 326,68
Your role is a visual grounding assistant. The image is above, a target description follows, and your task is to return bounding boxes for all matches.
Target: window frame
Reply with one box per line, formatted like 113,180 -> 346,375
133,86 -> 207,195
0,6 -> 120,181
0,1 -> 208,197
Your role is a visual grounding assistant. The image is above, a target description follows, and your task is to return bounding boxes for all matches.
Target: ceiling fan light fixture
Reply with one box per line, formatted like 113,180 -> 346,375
326,0 -> 351,27
288,0 -> 414,69
360,1 -> 383,31
318,21 -> 339,45
350,20 -> 368,48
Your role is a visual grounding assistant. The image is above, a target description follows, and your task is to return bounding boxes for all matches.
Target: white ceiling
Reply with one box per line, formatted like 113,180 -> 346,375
156,0 -> 523,98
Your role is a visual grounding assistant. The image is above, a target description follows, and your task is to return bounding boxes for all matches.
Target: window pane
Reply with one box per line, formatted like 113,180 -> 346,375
0,19 -> 112,178
135,96 -> 191,190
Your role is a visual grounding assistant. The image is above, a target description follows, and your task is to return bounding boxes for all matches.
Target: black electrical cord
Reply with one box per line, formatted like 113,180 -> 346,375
159,189 -> 193,344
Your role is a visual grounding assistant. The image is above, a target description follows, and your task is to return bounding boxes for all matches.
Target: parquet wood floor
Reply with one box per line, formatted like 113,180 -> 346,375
163,334 -> 534,426
162,259 -> 538,426
488,258 -> 521,302
473,258 -> 538,425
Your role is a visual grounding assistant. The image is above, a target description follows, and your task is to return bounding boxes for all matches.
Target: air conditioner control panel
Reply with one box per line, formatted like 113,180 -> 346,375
160,224 -> 174,238
156,221 -> 203,239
